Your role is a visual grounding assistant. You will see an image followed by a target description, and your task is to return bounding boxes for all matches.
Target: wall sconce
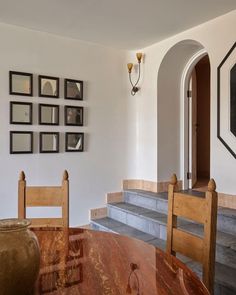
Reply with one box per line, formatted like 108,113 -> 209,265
127,53 -> 143,96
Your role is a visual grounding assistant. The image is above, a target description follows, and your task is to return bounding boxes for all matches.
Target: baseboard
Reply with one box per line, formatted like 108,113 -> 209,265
90,207 -> 107,220
123,179 -> 182,193
106,192 -> 123,203
218,193 -> 236,209
79,224 -> 92,229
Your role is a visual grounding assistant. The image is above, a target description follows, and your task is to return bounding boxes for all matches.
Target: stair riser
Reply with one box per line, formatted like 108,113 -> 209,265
124,191 -> 168,213
217,215 -> 236,236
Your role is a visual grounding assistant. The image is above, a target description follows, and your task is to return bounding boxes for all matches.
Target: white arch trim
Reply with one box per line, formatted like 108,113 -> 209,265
180,49 -> 208,189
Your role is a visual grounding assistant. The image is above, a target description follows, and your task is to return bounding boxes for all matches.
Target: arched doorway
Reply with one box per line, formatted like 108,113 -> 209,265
157,40 -> 210,189
187,55 -> 210,188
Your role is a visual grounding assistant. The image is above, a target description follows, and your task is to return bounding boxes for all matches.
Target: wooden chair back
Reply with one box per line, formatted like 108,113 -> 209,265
166,174 -> 218,294
18,170 -> 69,227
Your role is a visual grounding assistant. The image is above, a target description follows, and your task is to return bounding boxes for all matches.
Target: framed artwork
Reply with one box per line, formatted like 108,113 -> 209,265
9,71 -> 33,96
39,104 -> 59,125
10,131 -> 33,154
64,106 -> 83,126
40,132 -> 59,153
65,132 -> 84,152
10,101 -> 32,125
217,42 -> 236,158
64,79 -> 83,100
39,75 -> 59,98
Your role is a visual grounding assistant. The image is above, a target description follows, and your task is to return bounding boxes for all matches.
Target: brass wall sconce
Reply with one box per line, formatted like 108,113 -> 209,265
127,53 -> 143,96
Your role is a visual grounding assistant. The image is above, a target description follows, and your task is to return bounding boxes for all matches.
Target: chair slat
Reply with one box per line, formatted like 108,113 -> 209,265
29,218 -> 64,227
173,192 -> 206,223
26,187 -> 63,206
172,228 -> 203,263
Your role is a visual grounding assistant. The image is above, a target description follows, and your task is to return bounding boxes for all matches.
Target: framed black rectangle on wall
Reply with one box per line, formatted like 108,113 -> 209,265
64,106 -> 83,126
64,79 -> 83,100
65,132 -> 84,152
9,71 -> 33,96
39,75 -> 59,98
40,132 -> 59,153
10,101 -> 32,125
10,131 -> 33,154
39,104 -> 59,125
217,42 -> 236,159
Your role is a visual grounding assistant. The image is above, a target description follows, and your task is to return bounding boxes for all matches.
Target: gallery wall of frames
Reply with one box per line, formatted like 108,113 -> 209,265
9,71 -> 85,154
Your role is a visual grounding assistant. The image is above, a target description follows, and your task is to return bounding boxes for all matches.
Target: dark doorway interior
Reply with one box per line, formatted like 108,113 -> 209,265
193,56 -> 210,188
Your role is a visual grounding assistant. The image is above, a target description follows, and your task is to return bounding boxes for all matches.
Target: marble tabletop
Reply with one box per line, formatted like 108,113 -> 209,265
32,227 -> 209,295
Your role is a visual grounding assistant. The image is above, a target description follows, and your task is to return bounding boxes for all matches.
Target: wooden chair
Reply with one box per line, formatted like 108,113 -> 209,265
18,170 -> 69,227
166,174 -> 218,294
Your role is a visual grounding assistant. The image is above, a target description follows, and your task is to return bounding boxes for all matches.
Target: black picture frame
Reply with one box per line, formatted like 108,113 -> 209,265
9,71 -> 33,96
65,132 -> 84,152
40,132 -> 59,153
64,79 -> 83,100
10,101 -> 33,125
10,131 -> 33,154
64,106 -> 83,126
39,104 -> 59,125
38,75 -> 59,98
217,42 -> 236,159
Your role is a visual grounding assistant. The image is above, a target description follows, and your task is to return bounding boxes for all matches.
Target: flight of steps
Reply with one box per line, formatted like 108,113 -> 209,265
90,189 -> 236,295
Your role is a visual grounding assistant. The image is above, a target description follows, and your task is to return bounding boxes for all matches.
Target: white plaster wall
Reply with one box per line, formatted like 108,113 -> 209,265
0,23 -> 130,225
128,10 -> 236,194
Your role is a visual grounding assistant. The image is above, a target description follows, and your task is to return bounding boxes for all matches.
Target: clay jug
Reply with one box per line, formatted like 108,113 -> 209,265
0,219 -> 40,295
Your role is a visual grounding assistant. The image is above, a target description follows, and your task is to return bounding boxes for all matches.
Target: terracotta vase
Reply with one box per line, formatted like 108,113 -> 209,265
0,219 -> 40,295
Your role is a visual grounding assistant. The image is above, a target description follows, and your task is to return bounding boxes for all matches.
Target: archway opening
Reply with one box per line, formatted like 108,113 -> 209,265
157,40 -> 210,189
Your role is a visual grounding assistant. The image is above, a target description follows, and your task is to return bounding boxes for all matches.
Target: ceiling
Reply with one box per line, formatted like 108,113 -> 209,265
0,0 -> 235,50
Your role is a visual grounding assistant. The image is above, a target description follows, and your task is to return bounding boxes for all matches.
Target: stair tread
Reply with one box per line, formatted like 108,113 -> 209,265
124,189 -> 168,201
91,217 -> 156,242
108,202 -> 169,225
180,189 -> 205,198
109,202 -> 151,214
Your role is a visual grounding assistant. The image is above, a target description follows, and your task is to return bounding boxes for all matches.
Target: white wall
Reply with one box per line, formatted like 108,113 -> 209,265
0,23 -> 130,225
127,10 -> 236,194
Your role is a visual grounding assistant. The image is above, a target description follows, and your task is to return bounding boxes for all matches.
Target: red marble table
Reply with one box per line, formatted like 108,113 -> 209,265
32,227 -> 209,295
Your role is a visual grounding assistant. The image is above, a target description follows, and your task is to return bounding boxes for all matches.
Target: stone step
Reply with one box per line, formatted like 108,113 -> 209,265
124,189 -> 236,236
180,223 -> 236,270
217,207 -> 236,236
124,189 -> 168,213
90,217 -> 157,243
107,202 -> 236,269
185,260 -> 236,295
91,217 -> 236,295
107,202 -> 191,239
